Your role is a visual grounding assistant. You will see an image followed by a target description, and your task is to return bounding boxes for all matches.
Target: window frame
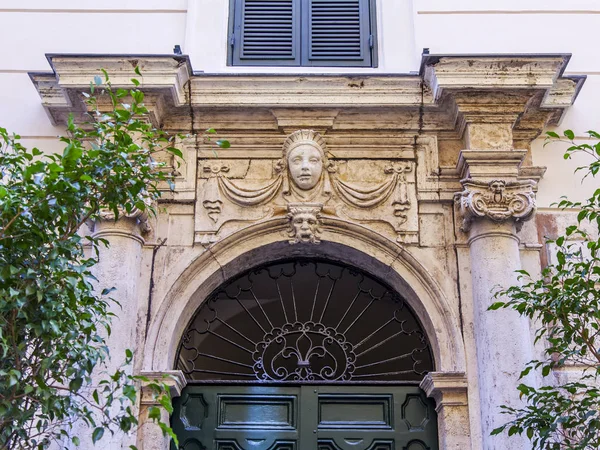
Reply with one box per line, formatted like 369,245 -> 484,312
227,0 -> 378,68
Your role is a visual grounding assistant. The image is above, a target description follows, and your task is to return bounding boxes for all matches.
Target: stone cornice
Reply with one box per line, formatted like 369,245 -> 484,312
28,53 -> 582,200
422,53 -> 585,127
47,54 -> 190,106
29,54 -> 191,126
423,55 -> 567,96
29,53 -> 583,133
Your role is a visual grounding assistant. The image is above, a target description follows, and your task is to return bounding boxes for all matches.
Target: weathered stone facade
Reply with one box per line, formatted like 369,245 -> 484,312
32,53 -> 584,449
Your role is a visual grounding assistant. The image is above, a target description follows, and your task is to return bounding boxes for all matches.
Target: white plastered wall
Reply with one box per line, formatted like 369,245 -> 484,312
0,1 -> 186,156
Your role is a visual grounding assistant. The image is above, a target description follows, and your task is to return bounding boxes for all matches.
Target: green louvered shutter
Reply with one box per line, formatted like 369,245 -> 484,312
228,0 -> 375,67
231,0 -> 300,66
303,0 -> 372,66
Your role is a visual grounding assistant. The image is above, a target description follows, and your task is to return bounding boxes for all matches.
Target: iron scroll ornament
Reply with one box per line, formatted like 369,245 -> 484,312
177,260 -> 434,383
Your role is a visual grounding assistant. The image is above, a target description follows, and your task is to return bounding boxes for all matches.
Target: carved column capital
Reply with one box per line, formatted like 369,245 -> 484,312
457,178 -> 536,232
99,206 -> 151,230
91,206 -> 152,244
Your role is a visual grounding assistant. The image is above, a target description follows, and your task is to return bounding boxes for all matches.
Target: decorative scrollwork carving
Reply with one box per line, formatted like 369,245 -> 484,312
97,200 -> 152,234
457,178 -> 536,232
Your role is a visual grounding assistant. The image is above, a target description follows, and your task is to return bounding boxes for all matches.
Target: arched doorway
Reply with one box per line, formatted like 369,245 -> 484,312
171,259 -> 439,449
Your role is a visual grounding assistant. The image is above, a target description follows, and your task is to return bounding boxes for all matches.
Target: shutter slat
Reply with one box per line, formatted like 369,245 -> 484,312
240,0 -> 297,60
309,0 -> 363,60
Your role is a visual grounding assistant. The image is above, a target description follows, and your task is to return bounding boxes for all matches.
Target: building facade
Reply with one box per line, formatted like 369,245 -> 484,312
2,1 -> 598,449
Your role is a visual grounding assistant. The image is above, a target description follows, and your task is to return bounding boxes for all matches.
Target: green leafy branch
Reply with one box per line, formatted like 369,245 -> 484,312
490,130 -> 600,449
0,69 -> 223,449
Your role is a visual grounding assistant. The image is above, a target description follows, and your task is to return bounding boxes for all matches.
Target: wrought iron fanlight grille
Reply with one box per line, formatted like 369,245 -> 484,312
177,260 -> 433,383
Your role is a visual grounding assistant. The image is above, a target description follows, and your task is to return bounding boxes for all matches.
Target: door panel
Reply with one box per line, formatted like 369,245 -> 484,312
314,386 -> 437,450
171,385 -> 437,450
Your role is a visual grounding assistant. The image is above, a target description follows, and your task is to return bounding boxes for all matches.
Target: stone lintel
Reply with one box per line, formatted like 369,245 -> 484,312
139,370 -> 187,404
190,74 -> 428,107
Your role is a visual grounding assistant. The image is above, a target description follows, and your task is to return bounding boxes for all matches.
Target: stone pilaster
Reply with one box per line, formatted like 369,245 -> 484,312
457,168 -> 536,449
421,372 -> 471,450
137,371 -> 187,450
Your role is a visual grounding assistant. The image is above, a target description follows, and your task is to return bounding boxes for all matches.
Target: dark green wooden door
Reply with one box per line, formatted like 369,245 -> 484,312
171,385 -> 438,450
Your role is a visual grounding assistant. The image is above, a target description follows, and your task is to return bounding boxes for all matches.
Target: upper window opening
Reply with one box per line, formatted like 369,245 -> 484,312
228,0 -> 377,67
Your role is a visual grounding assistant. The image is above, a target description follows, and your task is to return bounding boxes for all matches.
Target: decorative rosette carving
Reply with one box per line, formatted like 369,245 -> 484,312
457,179 -> 536,232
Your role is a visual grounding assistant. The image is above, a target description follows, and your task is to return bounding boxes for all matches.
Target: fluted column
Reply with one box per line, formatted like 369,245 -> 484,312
458,177 -> 536,449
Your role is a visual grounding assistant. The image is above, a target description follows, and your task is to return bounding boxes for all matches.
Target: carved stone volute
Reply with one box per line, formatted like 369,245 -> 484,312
91,205 -> 152,245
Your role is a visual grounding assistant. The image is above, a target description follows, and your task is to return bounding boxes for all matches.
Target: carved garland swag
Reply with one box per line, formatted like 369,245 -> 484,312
201,130 -> 412,244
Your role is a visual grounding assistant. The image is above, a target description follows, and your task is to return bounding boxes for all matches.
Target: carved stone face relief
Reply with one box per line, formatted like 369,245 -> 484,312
196,129 -> 418,246
287,203 -> 322,244
287,144 -> 323,190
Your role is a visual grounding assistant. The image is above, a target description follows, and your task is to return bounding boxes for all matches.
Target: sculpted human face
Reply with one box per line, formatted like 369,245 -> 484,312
292,212 -> 318,242
287,145 -> 323,190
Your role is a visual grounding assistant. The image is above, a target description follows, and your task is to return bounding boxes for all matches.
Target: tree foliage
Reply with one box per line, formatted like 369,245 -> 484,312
490,130 -> 600,449
0,70 -> 228,448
